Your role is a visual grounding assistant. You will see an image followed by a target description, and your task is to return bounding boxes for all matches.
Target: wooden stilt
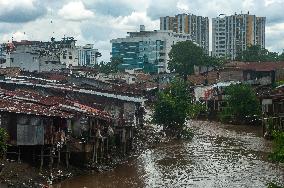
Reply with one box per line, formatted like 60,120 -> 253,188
32,147 -> 36,162
57,148 -> 61,168
92,142 -> 96,163
50,148 -> 53,173
101,139 -> 104,162
95,141 -> 98,163
40,146 -> 44,172
65,144 -> 69,169
106,138 -> 109,155
17,146 -> 21,163
123,141 -> 126,156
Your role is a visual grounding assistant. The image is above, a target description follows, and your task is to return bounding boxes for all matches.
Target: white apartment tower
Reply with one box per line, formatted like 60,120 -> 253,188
212,13 -> 266,60
160,14 -> 209,55
77,44 -> 99,66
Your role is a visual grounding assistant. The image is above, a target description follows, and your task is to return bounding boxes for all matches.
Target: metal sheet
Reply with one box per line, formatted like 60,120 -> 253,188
17,124 -> 44,145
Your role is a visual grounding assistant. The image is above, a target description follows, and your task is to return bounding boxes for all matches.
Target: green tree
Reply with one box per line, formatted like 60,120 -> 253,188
169,41 -> 222,80
220,84 -> 261,122
0,128 -> 8,158
279,51 -> 284,61
152,78 -> 192,137
168,41 -> 205,80
96,57 -> 123,74
203,55 -> 224,71
236,45 -> 279,62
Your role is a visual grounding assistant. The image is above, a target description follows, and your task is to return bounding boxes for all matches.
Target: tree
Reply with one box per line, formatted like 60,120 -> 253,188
168,41 -> 204,80
279,51 -> 284,61
236,45 -> 279,62
203,55 -> 224,70
169,41 -> 222,80
152,78 -> 192,137
220,84 -> 261,122
95,57 -> 123,74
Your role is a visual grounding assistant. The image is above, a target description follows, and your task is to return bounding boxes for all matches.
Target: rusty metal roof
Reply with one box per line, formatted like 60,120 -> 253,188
225,61 -> 284,72
0,88 -> 111,120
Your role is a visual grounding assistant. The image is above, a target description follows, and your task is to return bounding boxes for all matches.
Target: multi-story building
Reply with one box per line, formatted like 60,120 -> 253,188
212,13 -> 266,60
110,26 -> 192,73
160,14 -> 209,55
77,44 -> 100,66
1,37 -> 80,72
58,37 -> 79,67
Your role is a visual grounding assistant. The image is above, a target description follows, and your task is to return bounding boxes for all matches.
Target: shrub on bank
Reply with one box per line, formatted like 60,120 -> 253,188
269,131 -> 284,163
0,128 -> 8,158
267,182 -> 284,188
219,84 -> 261,123
152,78 -> 193,138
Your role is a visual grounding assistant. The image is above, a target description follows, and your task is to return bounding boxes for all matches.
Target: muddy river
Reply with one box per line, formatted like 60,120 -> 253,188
53,121 -> 284,188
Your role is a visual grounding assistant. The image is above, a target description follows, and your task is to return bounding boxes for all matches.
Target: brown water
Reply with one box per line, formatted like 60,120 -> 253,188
53,121 -> 284,188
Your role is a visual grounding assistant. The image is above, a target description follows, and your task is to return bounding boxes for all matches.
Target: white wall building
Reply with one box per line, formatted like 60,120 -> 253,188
77,44 -> 99,66
59,38 -> 78,67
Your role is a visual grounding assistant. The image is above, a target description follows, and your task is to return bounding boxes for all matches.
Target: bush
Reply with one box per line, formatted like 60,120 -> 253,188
267,182 -> 284,188
180,128 -> 194,140
269,131 -> 284,163
152,78 -> 192,138
0,128 -> 8,158
188,102 -> 206,119
220,84 -> 261,123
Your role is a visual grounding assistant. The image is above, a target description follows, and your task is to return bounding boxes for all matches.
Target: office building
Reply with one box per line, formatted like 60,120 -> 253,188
110,26 -> 192,73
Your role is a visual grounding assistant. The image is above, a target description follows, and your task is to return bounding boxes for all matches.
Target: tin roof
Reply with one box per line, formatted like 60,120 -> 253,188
0,88 -> 111,119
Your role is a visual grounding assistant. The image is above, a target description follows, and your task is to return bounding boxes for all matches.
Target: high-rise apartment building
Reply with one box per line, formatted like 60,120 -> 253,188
212,13 -> 266,60
160,14 -> 209,54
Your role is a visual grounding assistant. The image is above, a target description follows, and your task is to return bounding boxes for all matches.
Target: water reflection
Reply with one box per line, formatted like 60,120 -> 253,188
55,121 -> 284,188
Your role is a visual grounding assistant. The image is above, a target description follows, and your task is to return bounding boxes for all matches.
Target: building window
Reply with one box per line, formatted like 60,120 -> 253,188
69,56 -> 72,59
63,55 -> 66,59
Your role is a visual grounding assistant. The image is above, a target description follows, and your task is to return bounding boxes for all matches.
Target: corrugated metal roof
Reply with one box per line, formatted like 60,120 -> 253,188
226,62 -> 284,72
0,88 -> 111,119
0,79 -> 146,103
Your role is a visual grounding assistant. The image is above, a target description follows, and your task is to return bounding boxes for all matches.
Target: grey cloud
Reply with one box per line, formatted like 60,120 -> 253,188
84,0 -> 133,17
0,1 -> 47,23
0,23 -> 22,34
147,0 -> 179,19
81,20 -> 125,42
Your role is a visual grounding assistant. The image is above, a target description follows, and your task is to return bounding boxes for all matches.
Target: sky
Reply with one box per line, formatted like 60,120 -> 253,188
0,0 -> 283,62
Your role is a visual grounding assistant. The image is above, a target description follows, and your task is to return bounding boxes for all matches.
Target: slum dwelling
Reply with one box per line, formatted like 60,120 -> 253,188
0,88 -> 116,169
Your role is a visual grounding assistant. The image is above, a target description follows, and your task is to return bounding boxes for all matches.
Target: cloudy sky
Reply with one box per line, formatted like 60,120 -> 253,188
0,0 -> 283,61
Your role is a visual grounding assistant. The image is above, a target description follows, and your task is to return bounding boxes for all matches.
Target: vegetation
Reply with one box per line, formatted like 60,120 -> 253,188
236,45 -> 282,62
152,78 -> 192,138
274,80 -> 284,88
219,84 -> 261,122
269,131 -> 284,163
267,182 -> 284,188
168,41 -> 222,80
94,57 -> 122,74
279,51 -> 284,61
188,102 -> 207,119
0,128 -> 8,158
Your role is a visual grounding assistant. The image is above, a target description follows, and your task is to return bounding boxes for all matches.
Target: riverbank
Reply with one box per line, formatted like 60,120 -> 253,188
54,120 -> 284,188
0,158 -> 86,188
0,124 -> 168,187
